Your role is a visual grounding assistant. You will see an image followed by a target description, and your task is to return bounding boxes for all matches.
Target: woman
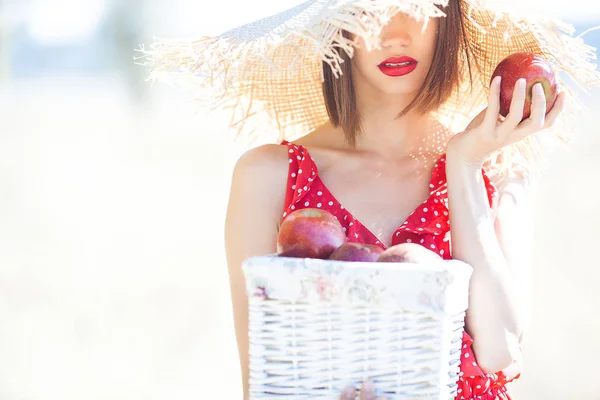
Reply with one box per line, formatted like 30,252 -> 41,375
225,9 -> 560,400
142,0 -> 598,398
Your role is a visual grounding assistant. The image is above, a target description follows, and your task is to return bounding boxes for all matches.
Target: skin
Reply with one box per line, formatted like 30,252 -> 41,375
224,11 -> 565,399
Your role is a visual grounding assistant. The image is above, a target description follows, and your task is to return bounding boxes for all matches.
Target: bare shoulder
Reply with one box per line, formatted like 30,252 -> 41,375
234,143 -> 290,178
225,143 -> 291,398
229,144 -> 290,221
233,144 -> 290,186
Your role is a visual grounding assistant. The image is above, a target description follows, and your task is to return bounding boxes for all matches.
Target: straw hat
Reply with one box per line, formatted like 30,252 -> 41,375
139,0 -> 600,175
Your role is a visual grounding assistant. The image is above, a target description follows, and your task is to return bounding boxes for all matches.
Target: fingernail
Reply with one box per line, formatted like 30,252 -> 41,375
342,387 -> 356,399
362,379 -> 375,393
536,83 -> 544,93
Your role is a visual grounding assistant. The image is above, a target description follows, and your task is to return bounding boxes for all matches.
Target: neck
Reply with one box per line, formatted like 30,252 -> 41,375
353,93 -> 442,160
345,67 -> 448,159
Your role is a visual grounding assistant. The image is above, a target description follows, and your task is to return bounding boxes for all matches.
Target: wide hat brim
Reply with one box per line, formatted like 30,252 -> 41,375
139,0 -> 600,174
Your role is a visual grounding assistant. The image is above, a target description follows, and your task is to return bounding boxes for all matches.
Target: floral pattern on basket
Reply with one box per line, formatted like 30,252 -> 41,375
243,254 -> 474,399
244,254 -> 472,315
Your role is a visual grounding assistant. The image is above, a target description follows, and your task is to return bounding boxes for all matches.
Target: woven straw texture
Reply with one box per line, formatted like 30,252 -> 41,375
242,255 -> 473,399
139,0 -> 600,175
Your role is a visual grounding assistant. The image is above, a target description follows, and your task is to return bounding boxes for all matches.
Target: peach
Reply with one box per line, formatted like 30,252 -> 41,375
277,208 -> 346,259
328,242 -> 384,262
491,52 -> 558,121
377,242 -> 442,263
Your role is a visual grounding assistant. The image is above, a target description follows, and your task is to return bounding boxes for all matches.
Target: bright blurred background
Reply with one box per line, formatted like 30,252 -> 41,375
0,1 -> 599,399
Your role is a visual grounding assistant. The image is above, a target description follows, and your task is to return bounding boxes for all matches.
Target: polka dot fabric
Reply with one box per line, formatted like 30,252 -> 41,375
280,141 -> 520,400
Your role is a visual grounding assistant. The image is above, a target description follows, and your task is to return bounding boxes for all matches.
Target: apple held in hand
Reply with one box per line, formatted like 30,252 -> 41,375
328,242 -> 384,262
491,52 -> 558,121
377,242 -> 442,263
277,208 -> 346,259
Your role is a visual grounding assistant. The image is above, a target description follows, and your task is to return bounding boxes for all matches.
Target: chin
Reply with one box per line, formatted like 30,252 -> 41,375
384,84 -> 421,96
352,62 -> 428,100
376,80 -> 423,97
373,71 -> 427,97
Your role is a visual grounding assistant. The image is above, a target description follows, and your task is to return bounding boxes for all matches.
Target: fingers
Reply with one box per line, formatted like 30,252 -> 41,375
510,82 -> 546,141
466,107 -> 487,131
340,386 -> 356,399
527,83 -> 547,128
483,76 -> 502,129
359,380 -> 388,400
543,91 -> 566,129
341,380 -> 388,400
517,88 -> 565,137
359,380 -> 375,400
503,78 -> 526,129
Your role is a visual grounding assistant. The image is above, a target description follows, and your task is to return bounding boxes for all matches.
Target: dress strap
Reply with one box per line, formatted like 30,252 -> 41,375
280,140 -> 319,220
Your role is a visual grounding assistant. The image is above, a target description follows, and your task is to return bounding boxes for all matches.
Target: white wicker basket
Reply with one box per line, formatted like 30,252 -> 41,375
242,254 -> 473,400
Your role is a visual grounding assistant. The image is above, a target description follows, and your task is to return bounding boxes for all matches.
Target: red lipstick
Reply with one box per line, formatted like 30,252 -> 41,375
378,56 -> 418,77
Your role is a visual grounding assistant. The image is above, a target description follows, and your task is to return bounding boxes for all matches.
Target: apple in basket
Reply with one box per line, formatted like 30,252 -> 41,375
377,242 -> 442,263
277,208 -> 346,259
328,242 -> 384,262
491,51 -> 558,121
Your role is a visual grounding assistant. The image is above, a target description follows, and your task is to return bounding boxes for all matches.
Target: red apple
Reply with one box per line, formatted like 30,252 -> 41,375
328,242 -> 384,262
377,242 -> 442,263
491,52 -> 558,121
277,208 -> 346,259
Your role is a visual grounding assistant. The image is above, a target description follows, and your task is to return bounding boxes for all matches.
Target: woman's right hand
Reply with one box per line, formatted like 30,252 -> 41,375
339,380 -> 388,400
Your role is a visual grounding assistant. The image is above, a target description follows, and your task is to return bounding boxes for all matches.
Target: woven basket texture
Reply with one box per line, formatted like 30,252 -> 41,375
243,255 -> 473,399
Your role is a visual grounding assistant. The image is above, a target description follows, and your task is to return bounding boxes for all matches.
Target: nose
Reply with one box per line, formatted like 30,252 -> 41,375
380,13 -> 412,49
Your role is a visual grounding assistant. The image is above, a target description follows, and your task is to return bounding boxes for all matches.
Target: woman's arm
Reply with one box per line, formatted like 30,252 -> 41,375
445,76 -> 565,373
445,156 -> 533,373
224,144 -> 289,399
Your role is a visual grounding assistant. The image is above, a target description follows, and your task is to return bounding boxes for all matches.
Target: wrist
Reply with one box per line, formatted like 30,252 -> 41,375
446,146 -> 486,172
446,135 -> 487,170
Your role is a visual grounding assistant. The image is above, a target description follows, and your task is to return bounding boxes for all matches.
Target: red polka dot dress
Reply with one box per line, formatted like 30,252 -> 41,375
280,140 -> 521,400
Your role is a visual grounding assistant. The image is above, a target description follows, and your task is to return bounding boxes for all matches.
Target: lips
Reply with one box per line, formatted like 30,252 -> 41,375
378,56 -> 418,77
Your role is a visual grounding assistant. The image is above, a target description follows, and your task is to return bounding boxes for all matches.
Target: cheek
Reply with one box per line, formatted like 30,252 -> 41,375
352,38 -> 368,61
422,19 -> 439,54
352,44 -> 376,72
421,33 -> 438,67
